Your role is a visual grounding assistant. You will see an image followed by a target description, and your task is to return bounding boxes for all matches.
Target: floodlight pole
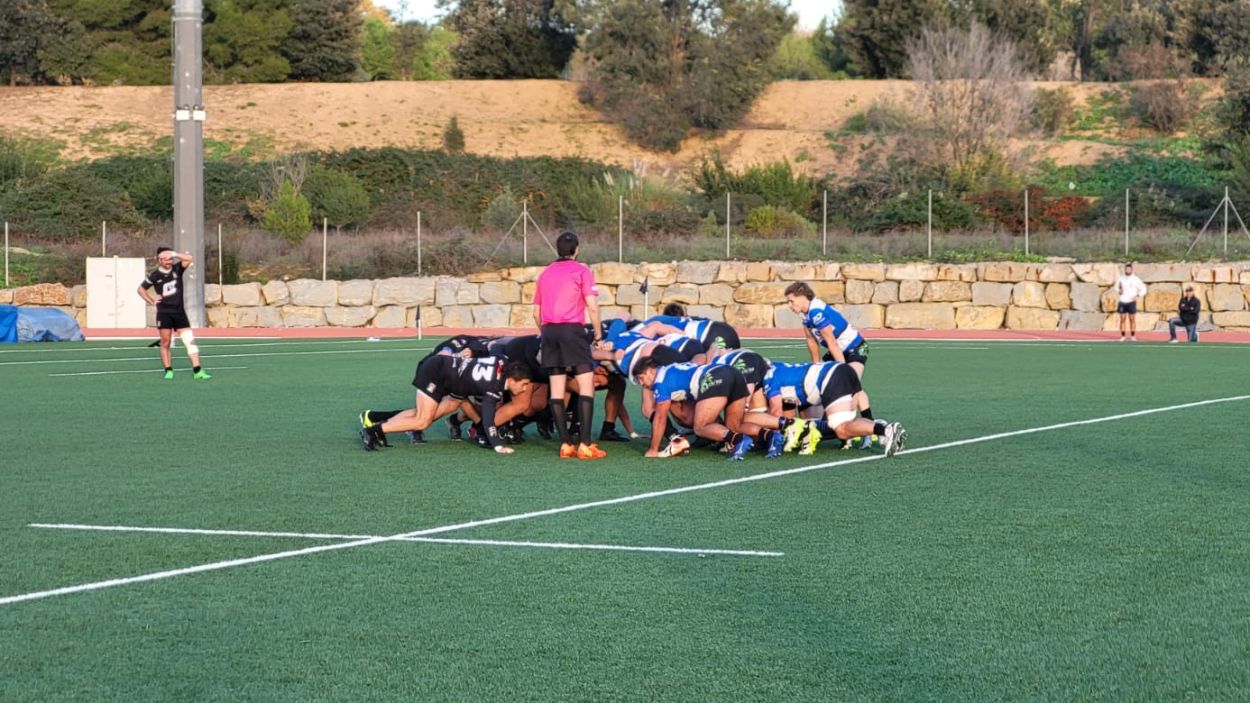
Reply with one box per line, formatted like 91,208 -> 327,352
173,0 -> 206,326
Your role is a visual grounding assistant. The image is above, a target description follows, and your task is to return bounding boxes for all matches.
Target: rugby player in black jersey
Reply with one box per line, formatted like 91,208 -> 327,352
137,247 -> 210,380
358,355 -> 532,454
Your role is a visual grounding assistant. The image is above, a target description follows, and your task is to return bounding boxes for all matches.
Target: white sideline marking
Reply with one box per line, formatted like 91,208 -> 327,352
48,366 -> 248,377
27,524 -> 782,558
0,347 -> 432,367
29,524 -> 374,540
4,393 -> 1249,607
0,338 -> 420,355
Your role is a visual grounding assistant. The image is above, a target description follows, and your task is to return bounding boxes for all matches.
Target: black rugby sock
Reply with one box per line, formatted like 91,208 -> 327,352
860,407 -> 874,421
371,410 -> 400,423
579,396 -> 594,446
874,420 -> 889,436
549,400 -> 571,445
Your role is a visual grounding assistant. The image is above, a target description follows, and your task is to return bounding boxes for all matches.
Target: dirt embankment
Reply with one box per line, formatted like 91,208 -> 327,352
0,79 -> 1182,178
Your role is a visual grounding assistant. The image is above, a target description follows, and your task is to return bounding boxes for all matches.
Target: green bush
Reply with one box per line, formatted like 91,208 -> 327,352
865,191 -> 980,233
262,180 -> 312,242
1033,87 -> 1074,135
840,100 -> 912,135
0,169 -> 145,239
696,153 -> 817,215
303,167 -> 370,229
0,134 -> 58,190
481,186 -> 521,230
443,115 -> 465,154
745,205 -> 816,238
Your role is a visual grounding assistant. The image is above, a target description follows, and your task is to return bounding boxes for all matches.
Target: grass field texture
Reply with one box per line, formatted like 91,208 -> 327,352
2,336 -> 1249,701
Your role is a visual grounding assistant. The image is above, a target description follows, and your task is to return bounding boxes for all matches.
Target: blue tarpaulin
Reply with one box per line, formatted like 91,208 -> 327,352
0,306 -> 84,343
0,305 -> 16,344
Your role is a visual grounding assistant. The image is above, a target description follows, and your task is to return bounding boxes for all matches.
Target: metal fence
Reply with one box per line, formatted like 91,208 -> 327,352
3,186 -> 1249,288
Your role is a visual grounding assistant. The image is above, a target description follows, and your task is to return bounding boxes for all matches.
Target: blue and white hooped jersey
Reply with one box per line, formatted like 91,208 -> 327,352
763,361 -> 840,407
656,333 -> 698,356
805,298 -> 863,352
615,338 -> 651,378
651,362 -> 707,404
646,315 -> 712,343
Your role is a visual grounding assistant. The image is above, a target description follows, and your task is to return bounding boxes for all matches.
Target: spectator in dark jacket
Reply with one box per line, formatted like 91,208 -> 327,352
1168,286 -> 1201,343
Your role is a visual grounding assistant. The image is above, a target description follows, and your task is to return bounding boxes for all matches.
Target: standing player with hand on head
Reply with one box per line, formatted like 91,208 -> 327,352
137,247 -> 210,380
534,231 -> 607,460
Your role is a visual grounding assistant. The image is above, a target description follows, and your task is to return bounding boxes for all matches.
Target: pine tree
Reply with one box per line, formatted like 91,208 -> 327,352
283,0 -> 362,81
445,0 -> 576,79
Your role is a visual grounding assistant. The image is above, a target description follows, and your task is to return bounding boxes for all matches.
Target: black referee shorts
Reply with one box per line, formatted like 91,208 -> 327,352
540,323 -> 594,375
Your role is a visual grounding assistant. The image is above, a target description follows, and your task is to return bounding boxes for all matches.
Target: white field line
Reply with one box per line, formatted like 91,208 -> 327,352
0,347 -> 433,367
29,523 -> 373,540
401,536 -> 782,557
5,392 -> 1247,608
48,366 -> 248,377
0,338 -> 421,355
27,524 -> 782,558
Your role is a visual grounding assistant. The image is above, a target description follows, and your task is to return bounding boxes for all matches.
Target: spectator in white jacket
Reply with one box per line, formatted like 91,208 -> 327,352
1115,263 -> 1148,342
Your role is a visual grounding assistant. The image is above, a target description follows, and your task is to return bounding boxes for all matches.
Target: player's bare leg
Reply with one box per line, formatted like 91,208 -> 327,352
158,328 -> 173,378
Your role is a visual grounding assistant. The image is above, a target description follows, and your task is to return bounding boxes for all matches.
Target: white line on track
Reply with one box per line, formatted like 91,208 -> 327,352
0,338 -> 422,354
48,366 -> 249,377
26,524 -> 782,558
0,347 -> 433,367
5,392 -> 1247,607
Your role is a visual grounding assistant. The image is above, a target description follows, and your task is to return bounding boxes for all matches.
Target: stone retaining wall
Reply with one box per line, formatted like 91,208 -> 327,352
6,261 -> 1250,331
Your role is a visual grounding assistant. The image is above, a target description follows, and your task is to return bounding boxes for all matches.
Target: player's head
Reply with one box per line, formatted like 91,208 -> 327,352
557,231 -> 579,259
502,361 -> 532,395
662,303 -> 686,317
1184,285 -> 1194,297
156,247 -> 175,268
784,281 -> 815,314
632,355 -> 662,388
592,365 -> 610,389
1124,263 -> 1134,275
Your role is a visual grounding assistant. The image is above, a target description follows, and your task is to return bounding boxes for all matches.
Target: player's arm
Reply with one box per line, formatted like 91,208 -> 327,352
585,295 -> 602,343
645,400 -> 671,457
137,280 -> 160,305
638,322 -> 683,338
820,327 -> 846,363
176,252 -> 193,267
805,335 -> 821,363
478,395 -> 513,454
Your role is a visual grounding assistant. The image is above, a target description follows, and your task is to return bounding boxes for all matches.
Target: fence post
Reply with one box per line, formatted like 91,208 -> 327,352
101,221 -> 107,257
1124,188 -> 1130,257
822,190 -> 828,257
1024,189 -> 1030,256
417,211 -> 423,276
1225,186 -> 1231,257
618,195 -> 624,263
217,223 -> 223,284
321,218 -> 328,281
927,189 -> 933,259
522,200 -> 529,264
4,221 -> 8,288
725,192 -> 731,258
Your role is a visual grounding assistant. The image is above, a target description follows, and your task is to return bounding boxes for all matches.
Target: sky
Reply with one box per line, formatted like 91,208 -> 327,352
377,0 -> 839,31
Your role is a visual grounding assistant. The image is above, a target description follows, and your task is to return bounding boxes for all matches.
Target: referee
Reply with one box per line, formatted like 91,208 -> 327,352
533,232 -> 606,460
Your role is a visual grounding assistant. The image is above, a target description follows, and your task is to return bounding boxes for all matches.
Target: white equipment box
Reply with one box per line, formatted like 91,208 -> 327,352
86,257 -> 147,328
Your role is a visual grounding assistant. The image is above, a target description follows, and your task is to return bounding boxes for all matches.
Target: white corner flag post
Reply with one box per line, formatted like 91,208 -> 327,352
173,0 -> 206,327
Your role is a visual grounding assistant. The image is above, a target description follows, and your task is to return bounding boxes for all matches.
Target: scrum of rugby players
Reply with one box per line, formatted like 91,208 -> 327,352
357,294 -> 906,460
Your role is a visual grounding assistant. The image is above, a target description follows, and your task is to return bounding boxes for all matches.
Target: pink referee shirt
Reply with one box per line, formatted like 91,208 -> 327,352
534,259 -> 599,324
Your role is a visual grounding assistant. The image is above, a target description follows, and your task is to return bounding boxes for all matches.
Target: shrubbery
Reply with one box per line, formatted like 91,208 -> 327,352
1033,88 -> 1074,135
303,167 -> 370,230
745,205 -> 816,238
1129,81 -> 1194,133
0,169 -> 145,239
262,181 -> 312,242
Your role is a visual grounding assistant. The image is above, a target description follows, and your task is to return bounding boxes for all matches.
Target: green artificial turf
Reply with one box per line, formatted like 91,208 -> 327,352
1,336 -> 1248,701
